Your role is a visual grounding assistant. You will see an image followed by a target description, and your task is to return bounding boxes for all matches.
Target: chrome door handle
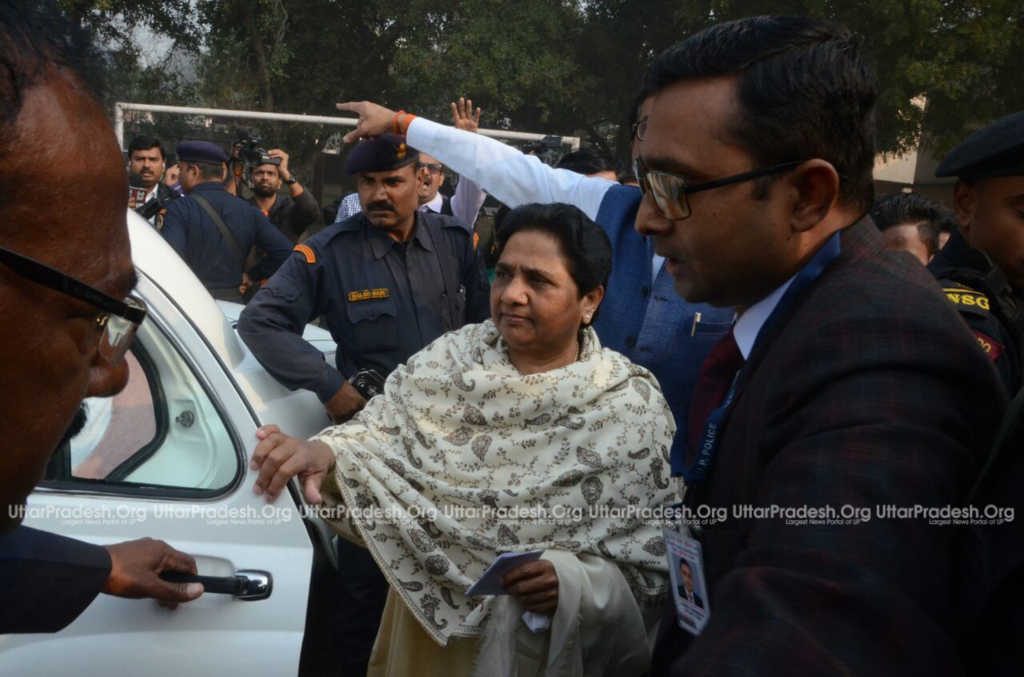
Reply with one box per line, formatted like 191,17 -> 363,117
160,569 -> 272,600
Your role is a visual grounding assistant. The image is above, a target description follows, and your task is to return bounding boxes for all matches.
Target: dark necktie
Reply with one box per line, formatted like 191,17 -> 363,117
686,332 -> 743,465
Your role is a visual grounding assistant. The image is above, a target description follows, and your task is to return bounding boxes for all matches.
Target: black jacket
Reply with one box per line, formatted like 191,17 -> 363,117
0,526 -> 111,633
251,189 -> 320,243
928,230 -> 1024,394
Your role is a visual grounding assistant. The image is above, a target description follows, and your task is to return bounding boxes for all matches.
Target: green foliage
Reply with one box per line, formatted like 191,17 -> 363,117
72,0 -> 1024,169
389,1 -> 585,128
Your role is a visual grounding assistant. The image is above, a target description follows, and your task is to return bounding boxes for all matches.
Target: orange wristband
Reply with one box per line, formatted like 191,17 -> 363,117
392,110 -> 405,135
391,110 -> 416,136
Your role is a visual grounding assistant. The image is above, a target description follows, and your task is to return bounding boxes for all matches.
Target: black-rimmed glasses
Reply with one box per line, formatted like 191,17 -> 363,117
634,157 -> 803,221
0,246 -> 146,362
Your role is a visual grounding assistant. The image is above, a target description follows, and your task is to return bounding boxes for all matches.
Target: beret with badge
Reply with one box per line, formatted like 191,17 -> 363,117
936,110 -> 1024,181
176,140 -> 229,165
344,133 -> 419,175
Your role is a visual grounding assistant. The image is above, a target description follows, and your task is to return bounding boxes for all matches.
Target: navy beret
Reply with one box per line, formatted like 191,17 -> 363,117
936,111 -> 1024,180
176,140 -> 228,165
344,134 -> 419,175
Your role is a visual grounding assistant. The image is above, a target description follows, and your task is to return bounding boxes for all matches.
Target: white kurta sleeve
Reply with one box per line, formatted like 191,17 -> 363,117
407,117 -> 613,220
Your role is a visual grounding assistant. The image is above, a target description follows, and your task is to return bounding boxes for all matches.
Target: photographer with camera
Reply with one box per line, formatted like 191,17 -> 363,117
127,135 -> 178,228
248,148 -> 320,243
162,140 -> 292,302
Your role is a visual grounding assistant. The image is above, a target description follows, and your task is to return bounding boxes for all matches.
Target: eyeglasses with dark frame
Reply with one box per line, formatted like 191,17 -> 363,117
0,246 -> 147,363
633,157 -> 803,221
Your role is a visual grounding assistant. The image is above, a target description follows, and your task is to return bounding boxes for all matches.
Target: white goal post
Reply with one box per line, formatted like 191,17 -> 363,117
113,102 -> 581,152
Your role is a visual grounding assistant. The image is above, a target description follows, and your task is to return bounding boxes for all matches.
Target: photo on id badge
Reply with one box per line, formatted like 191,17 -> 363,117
665,528 -> 710,634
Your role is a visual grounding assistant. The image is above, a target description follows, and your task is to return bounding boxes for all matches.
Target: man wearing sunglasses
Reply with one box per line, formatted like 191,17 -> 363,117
0,1 -> 202,634
629,17 -> 1005,676
416,153 -> 486,231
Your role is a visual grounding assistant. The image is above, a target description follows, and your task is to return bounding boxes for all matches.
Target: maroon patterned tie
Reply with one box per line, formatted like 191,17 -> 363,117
686,332 -> 743,465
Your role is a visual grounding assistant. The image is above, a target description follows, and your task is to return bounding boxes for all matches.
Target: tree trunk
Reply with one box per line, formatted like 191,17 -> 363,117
241,2 -> 275,110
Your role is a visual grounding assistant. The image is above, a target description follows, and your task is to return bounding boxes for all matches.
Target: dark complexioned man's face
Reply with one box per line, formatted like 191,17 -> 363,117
0,70 -> 135,532
251,163 -> 281,198
356,164 -> 423,238
957,176 -> 1024,290
128,146 -> 165,190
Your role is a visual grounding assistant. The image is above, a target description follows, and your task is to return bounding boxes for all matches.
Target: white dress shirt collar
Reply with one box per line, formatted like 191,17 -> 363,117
732,275 -> 797,360
420,193 -> 444,213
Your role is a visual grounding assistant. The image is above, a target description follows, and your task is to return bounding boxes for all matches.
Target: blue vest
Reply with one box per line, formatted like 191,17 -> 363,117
593,185 -> 734,472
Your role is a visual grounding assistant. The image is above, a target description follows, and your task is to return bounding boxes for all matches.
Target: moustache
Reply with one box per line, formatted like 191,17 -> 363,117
366,201 -> 396,213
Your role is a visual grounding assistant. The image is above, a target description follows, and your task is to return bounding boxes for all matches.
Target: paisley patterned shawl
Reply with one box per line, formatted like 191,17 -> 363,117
314,320 -> 676,645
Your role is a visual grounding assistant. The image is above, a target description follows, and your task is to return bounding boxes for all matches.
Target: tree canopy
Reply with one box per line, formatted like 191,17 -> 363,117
71,0 -> 1023,164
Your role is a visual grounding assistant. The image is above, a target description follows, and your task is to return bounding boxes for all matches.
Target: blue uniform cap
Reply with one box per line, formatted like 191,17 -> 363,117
344,134 -> 419,175
936,110 -> 1024,180
176,140 -> 228,164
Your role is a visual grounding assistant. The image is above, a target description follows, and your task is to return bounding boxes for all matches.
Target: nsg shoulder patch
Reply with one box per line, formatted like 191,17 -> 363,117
943,287 -> 991,312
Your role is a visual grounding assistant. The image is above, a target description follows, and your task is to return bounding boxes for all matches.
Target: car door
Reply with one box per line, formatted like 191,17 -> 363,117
0,271 -> 319,677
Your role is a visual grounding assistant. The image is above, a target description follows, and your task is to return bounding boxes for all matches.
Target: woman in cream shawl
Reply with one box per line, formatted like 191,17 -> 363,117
253,203 -> 677,676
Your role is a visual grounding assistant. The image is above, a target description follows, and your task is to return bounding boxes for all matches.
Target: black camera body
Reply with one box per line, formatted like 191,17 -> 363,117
136,190 -> 179,220
236,132 -> 280,167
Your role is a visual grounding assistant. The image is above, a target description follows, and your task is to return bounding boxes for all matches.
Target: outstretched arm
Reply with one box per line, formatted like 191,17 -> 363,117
336,100 -> 611,219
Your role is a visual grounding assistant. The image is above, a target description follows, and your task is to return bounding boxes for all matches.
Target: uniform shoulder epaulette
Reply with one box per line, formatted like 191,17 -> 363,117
941,285 -> 992,313
293,243 -> 317,264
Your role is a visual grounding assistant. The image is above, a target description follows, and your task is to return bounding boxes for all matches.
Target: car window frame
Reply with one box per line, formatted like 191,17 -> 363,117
37,275 -> 247,501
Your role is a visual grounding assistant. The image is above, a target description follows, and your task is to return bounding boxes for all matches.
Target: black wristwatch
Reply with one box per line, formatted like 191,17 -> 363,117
349,368 -> 385,400
284,176 -> 297,186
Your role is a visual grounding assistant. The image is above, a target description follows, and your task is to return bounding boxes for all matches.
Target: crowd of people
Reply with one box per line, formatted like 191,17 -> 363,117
3,2 -> 1024,676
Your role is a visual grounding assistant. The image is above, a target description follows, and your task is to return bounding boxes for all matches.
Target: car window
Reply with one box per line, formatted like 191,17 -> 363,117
45,315 -> 239,494
70,350 -> 158,479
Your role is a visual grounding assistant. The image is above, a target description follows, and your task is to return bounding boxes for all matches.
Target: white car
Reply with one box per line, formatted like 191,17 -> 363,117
0,212 -> 335,676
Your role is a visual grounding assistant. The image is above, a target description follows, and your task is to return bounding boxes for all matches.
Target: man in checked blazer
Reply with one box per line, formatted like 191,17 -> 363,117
636,17 -> 1007,675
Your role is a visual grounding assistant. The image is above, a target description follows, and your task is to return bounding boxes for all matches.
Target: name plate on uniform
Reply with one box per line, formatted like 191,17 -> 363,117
348,288 -> 391,303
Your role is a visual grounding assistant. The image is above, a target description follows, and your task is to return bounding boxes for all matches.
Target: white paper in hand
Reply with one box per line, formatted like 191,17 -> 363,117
465,550 -> 544,596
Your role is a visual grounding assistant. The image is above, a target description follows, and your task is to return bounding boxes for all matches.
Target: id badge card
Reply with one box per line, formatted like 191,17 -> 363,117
663,526 -> 710,635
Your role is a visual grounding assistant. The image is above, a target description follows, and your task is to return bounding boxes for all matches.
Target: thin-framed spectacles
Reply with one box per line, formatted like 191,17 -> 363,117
631,115 -> 648,142
417,162 -> 444,174
0,246 -> 147,362
634,157 -> 803,220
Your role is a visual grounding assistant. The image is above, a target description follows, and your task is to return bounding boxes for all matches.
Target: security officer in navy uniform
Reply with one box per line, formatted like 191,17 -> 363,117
237,133 -> 488,675
162,140 -> 292,302
239,134 -> 489,419
929,110 -> 1024,394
